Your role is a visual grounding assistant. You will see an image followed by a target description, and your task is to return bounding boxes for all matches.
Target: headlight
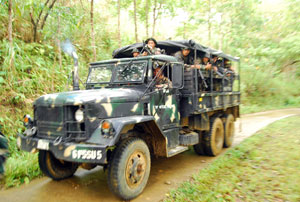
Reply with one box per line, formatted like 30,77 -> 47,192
75,109 -> 84,122
23,114 -> 33,128
101,120 -> 114,136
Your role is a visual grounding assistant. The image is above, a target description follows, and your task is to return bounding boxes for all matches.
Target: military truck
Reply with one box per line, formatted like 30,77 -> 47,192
18,40 -> 240,200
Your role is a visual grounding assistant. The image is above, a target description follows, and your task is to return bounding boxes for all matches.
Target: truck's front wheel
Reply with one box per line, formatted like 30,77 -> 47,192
38,150 -> 78,180
107,138 -> 151,200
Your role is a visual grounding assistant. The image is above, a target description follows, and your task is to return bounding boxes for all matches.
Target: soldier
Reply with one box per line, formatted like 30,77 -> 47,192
175,48 -> 212,71
0,126 -> 8,179
223,59 -> 235,91
212,55 -> 229,74
142,38 -> 161,56
224,59 -> 235,73
174,47 -> 193,65
132,48 -> 140,57
154,67 -> 172,88
201,53 -> 217,71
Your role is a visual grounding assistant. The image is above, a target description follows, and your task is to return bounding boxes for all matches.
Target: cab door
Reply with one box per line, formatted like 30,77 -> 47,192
149,63 -> 183,130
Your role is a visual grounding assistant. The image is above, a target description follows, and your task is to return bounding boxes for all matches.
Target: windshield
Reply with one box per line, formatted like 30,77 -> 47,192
87,65 -> 112,83
87,61 -> 147,84
113,62 -> 145,83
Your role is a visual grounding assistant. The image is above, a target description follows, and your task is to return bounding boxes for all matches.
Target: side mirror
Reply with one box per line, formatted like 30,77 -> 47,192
172,63 -> 184,89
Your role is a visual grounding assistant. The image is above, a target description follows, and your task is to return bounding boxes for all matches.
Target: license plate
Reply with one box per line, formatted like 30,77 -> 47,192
72,149 -> 102,160
37,140 -> 49,150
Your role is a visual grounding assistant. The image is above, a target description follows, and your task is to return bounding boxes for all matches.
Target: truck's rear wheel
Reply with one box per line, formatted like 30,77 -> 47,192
224,114 -> 235,148
203,117 -> 224,156
107,138 -> 151,200
38,150 -> 78,180
193,143 -> 206,155
193,132 -> 206,155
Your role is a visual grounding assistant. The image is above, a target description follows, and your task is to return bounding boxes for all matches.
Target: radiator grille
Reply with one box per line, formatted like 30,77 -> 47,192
35,106 -> 86,142
36,106 -> 63,122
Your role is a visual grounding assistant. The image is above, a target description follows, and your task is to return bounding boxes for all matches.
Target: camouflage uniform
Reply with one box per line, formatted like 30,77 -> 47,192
144,47 -> 161,55
0,130 -> 8,178
156,76 -> 172,88
174,51 -> 193,65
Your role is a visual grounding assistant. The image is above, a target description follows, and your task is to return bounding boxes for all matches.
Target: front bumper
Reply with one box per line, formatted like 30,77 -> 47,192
18,134 -> 108,164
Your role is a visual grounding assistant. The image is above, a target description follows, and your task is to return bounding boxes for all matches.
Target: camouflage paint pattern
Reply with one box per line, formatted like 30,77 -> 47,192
18,54 -> 240,164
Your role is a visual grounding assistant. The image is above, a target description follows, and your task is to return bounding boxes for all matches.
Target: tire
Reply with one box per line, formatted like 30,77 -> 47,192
224,114 -> 235,148
193,132 -> 206,155
203,117 -> 224,156
107,138 -> 151,200
38,150 -> 78,180
193,143 -> 206,155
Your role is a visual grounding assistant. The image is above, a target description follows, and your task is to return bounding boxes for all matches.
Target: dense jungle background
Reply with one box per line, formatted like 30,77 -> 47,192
0,0 -> 299,187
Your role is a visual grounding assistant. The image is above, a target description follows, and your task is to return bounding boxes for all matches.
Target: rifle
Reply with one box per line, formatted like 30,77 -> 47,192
207,58 -> 232,81
139,41 -> 152,55
193,48 -> 208,89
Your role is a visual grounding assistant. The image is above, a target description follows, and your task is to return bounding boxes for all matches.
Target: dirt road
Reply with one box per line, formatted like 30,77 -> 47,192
1,108 -> 300,202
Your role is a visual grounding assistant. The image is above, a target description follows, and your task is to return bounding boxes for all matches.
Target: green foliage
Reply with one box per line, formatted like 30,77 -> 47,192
4,152 -> 41,188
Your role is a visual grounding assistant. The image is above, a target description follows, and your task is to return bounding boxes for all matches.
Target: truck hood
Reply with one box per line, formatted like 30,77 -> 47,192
34,88 -> 144,106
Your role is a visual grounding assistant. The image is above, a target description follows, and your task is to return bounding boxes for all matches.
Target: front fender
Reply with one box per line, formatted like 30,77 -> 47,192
86,115 -> 157,146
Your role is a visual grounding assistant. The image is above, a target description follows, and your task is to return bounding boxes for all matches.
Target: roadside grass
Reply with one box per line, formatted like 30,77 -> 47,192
165,116 -> 300,202
0,105 -> 42,189
4,153 -> 40,188
240,103 -> 300,114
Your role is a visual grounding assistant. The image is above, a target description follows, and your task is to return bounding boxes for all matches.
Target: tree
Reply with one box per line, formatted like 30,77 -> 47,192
152,0 -> 162,37
117,0 -> 121,47
150,0 -> 176,38
133,0 -> 138,42
90,0 -> 96,60
145,0 -> 149,37
56,0 -> 62,69
207,0 -> 212,45
30,0 -> 57,42
8,0 -> 13,46
8,0 -> 14,70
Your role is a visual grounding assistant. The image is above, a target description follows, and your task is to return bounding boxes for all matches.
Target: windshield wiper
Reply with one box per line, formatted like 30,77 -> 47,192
139,62 -> 168,101
121,60 -> 133,74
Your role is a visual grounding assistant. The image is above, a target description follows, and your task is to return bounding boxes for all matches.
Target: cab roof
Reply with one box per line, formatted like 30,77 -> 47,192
90,54 -> 178,66
112,39 -> 240,62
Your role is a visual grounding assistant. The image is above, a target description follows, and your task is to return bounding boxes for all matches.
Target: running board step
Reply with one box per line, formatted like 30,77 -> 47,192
179,132 -> 199,146
167,146 -> 188,157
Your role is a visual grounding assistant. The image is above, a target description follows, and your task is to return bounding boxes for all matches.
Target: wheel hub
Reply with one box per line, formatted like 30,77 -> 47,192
126,151 -> 146,188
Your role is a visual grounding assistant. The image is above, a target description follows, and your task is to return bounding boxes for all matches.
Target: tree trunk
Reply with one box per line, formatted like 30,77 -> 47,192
145,0 -> 149,38
8,0 -> 14,72
152,0 -> 157,37
183,22 -> 186,39
57,7 -> 62,69
40,0 -> 57,30
117,0 -> 121,47
152,0 -> 162,37
30,12 -> 38,42
8,0 -> 13,45
30,0 -> 57,42
218,14 -> 223,50
208,0 -> 211,46
133,0 -> 138,42
90,0 -> 96,61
